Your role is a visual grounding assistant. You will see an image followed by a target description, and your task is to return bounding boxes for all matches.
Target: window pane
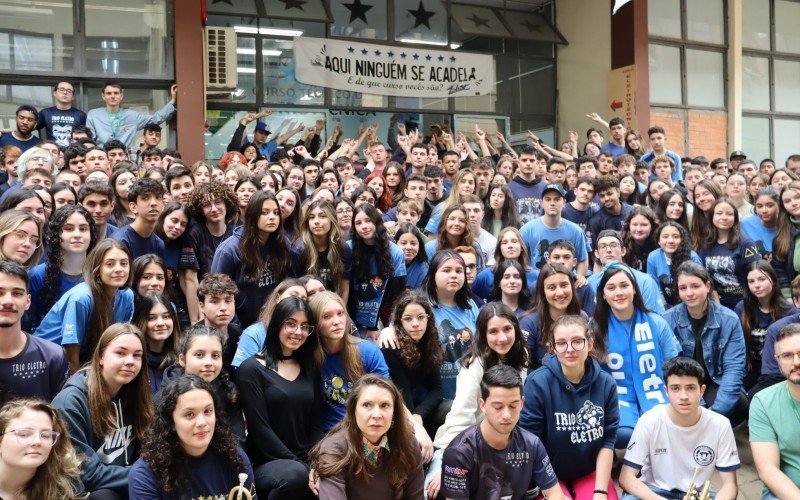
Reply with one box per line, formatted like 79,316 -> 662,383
743,0 -> 770,50
648,0 -> 681,38
775,119 -> 800,165
687,0 -> 724,44
742,56 -> 770,111
331,90 -> 387,108
776,0 -> 800,54
395,96 -> 449,111
649,44 -> 682,105
394,0 -> 447,45
0,85 -> 54,130
263,39 -> 324,106
85,0 -> 169,77
515,58 -> 555,116
0,0 -> 73,72
331,0 -> 387,40
742,116 -> 771,164
686,49 -> 724,108
774,59 -> 800,114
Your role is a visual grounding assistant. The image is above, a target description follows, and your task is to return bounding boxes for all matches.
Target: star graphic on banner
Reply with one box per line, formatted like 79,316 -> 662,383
348,46 -> 355,53
400,52 -> 407,59
279,0 -> 307,11
450,55 -> 456,62
361,48 -> 369,55
520,19 -> 542,33
211,0 -> 233,4
467,13 -> 490,28
437,55 -> 444,62
413,53 -> 420,60
425,54 -> 432,61
387,50 -> 395,57
343,0 -> 373,24
407,1 -> 435,29
374,49 -> 381,56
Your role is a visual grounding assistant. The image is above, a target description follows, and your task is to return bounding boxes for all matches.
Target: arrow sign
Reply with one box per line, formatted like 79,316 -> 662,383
610,100 -> 623,111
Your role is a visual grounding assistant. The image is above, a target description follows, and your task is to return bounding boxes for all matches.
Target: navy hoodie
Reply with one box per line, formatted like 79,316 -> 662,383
52,371 -> 140,494
518,354 -> 619,483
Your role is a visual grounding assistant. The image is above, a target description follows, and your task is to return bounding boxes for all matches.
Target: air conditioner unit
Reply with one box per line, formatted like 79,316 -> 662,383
204,27 -> 238,91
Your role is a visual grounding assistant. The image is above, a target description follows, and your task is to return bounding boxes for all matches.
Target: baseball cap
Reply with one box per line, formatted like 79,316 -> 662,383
596,229 -> 623,243
254,122 -> 271,134
729,150 -> 746,160
542,183 -> 566,198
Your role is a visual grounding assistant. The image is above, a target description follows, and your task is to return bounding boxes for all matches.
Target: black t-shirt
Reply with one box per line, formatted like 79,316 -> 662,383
179,222 -> 233,280
690,314 -> 714,386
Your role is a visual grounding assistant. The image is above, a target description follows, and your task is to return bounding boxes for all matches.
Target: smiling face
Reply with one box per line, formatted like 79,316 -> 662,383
658,225 -> 682,255
236,182 -> 257,208
0,410 -> 56,471
173,389 -> 215,457
201,197 -> 226,224
485,315 -> 515,358
169,175 -> 194,204
602,271 -> 636,316
694,185 -> 716,212
99,248 -> 130,291
137,262 -> 166,297
444,209 -> 467,238
542,272 -> 572,312
146,302 -> 174,345
396,233 -> 419,263
179,335 -> 223,382
712,202 -> 735,231
628,215 -> 652,241
162,210 -> 189,241
100,334 -> 143,394
278,310 -> 311,355
353,211 -> 376,242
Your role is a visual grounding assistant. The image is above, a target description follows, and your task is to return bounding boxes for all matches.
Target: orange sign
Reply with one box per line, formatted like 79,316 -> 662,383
608,65 -> 637,130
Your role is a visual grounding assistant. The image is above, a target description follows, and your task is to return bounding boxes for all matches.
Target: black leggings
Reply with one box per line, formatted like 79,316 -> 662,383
254,459 -> 314,500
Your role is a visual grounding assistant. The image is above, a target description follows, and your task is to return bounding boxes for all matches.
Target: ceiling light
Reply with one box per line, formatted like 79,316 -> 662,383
398,38 -> 448,47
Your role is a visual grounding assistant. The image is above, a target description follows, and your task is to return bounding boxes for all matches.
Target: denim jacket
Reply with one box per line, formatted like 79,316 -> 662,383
663,300 -> 746,416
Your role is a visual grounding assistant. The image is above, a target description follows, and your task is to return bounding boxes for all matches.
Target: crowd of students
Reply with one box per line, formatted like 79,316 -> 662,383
0,81 -> 800,499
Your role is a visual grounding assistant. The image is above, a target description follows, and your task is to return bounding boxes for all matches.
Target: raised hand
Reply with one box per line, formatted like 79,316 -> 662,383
569,130 -> 578,143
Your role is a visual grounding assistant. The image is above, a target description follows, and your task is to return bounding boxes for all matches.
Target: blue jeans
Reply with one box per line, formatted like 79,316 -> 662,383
762,492 -> 779,500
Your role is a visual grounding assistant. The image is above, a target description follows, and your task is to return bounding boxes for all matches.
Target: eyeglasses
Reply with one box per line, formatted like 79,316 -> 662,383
1,428 -> 60,446
56,88 -> 74,94
336,208 -> 353,215
597,242 -> 621,250
283,319 -> 314,336
553,338 -> 587,353
401,313 -> 428,324
9,230 -> 40,248
775,351 -> 800,363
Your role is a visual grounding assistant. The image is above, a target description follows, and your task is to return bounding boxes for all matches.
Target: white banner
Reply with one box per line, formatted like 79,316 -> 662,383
294,37 -> 495,98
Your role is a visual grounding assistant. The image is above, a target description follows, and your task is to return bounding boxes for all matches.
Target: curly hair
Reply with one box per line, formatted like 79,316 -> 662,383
0,399 -> 85,500
654,221 -> 694,306
187,181 -> 238,224
39,205 -> 96,316
621,206 -> 658,272
239,191 -> 289,284
391,291 -> 443,373
140,376 -> 244,494
351,203 -> 394,283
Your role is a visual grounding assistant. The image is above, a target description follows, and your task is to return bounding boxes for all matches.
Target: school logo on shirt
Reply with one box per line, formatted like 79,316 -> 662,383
554,400 -> 605,444
693,445 -> 715,466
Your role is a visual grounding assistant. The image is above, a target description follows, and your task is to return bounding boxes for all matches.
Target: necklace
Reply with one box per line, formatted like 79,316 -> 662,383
788,384 -> 800,423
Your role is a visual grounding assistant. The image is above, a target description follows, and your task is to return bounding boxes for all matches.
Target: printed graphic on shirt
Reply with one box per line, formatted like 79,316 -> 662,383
704,255 -> 742,296
52,123 -> 73,147
534,239 -> 552,269
322,375 -> 349,406
354,275 -> 386,327
694,445 -> 715,467
554,400 -> 605,444
750,328 -> 767,362
10,360 -> 48,380
97,425 -> 133,464
517,198 -> 541,224
257,263 -> 275,288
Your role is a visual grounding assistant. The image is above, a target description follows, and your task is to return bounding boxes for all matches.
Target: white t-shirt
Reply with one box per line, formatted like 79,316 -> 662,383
623,405 -> 740,493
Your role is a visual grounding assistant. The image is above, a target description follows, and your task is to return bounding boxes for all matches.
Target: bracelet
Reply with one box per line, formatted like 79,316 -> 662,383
594,490 -> 608,496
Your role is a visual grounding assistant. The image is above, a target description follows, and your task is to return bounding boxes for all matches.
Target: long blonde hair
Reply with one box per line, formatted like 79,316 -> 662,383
300,200 -> 346,294
0,399 -> 85,499
309,291 -> 363,381
0,210 -> 43,269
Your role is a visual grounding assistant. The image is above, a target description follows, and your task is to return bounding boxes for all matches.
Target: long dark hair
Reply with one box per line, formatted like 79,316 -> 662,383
261,296 -> 317,374
489,260 -> 534,310
492,227 -> 532,271
132,254 -> 172,302
84,240 -> 133,357
155,201 -> 191,243
109,165 -> 136,226
462,302 -> 528,370
655,189 -> 690,230
591,265 -> 648,361
239,191 -> 289,284
178,325 -> 238,406
391,291 -> 444,373
706,198 -> 742,250
140,376 -> 244,494
310,375 -> 419,495
394,224 -> 428,265
531,263 -> 582,351
621,206 -> 658,271
351,203 -> 393,282
654,221 -> 694,304
482,184 -> 520,233
133,294 -> 181,372
691,179 -> 723,251
741,260 -> 793,349
40,205 -> 97,317
774,181 -> 800,261
424,250 -> 472,309
276,187 -> 302,241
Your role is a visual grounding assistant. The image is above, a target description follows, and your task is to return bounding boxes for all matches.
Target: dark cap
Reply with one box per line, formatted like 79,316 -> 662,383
254,122 -> 271,134
729,150 -> 747,160
596,229 -> 623,243
542,183 -> 566,198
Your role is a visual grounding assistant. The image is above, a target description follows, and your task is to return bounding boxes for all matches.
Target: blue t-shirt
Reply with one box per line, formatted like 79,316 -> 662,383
646,248 -> 703,306
600,142 -> 626,157
641,149 -> 683,181
26,263 -> 84,334
587,266 -> 666,314
36,106 -> 87,148
433,300 -> 480,399
741,215 -> 777,256
345,241 -> 406,330
320,339 -> 389,430
0,132 -> 39,152
112,225 -> 165,261
231,322 -> 266,368
34,282 -> 135,360
405,260 -> 429,290
519,218 -> 588,270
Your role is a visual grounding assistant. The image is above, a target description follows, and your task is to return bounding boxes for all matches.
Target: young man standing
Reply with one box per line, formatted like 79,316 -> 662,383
508,146 -> 546,224
79,182 -> 117,240
195,273 -> 241,373
519,183 -> 589,275
86,82 -> 177,149
441,365 -> 565,500
111,178 -> 166,260
562,177 -> 597,243
0,105 -> 40,152
641,126 -> 683,181
36,81 -> 87,148
620,357 -> 739,500
600,117 -> 627,157
165,165 -> 195,204
586,176 -> 632,252
405,143 -> 429,177
461,194 -> 497,267
0,261 -> 69,403
750,323 -> 800,499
